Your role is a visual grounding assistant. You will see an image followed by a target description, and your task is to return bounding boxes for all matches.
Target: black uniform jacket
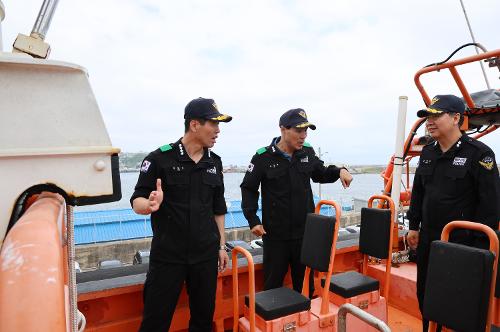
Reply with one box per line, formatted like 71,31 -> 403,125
240,139 -> 342,240
407,134 -> 500,237
130,139 -> 227,264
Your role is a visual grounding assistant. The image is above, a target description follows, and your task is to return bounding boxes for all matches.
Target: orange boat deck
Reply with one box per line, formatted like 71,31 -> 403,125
77,241 -> 427,331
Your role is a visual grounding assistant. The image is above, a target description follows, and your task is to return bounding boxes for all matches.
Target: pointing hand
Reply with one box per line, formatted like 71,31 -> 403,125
340,168 -> 353,188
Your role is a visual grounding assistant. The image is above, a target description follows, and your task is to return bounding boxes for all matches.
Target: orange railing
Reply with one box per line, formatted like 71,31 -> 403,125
381,48 -> 500,204
232,246 -> 256,332
0,193 -> 68,331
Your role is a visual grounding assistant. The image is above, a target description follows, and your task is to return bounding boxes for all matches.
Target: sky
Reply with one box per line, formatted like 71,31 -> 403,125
1,0 -> 499,165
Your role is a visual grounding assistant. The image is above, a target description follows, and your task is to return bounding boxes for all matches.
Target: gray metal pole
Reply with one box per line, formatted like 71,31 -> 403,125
459,0 -> 491,90
338,303 -> 391,332
0,0 -> 5,51
31,0 -> 60,40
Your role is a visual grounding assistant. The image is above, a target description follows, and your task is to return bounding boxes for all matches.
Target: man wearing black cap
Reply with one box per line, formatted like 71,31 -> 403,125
240,108 -> 353,292
131,97 -> 232,332
406,94 -> 499,332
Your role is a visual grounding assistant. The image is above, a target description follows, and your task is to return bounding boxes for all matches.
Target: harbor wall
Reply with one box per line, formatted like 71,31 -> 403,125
76,211 -> 363,270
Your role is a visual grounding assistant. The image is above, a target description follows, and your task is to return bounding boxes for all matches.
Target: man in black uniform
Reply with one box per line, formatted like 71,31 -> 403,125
406,94 -> 500,332
131,97 -> 232,332
240,108 -> 353,292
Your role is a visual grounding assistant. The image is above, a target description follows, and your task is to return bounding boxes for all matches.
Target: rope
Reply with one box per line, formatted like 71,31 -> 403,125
67,205 -> 81,331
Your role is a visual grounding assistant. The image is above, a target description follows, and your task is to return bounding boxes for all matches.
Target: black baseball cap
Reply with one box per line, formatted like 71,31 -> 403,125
184,97 -> 232,122
279,108 -> 316,130
417,94 -> 465,118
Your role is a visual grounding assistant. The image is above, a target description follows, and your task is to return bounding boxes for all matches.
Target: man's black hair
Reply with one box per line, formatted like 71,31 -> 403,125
184,118 -> 207,133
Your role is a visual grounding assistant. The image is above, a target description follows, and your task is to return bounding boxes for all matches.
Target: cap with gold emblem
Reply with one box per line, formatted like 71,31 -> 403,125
184,97 -> 232,122
417,94 -> 466,118
279,108 -> 316,130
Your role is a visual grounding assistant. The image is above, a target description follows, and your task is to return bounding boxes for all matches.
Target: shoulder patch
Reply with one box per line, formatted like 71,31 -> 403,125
160,144 -> 172,152
256,147 -> 267,155
479,155 -> 495,171
303,142 -> 312,148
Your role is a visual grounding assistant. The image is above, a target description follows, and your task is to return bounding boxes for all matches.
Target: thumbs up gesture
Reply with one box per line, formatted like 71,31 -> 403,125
148,179 -> 164,213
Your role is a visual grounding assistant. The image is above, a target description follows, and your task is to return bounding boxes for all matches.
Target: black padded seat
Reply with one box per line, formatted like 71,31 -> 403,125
424,241 -> 494,332
359,208 -> 392,259
244,287 -> 311,321
322,271 -> 379,298
492,325 -> 500,332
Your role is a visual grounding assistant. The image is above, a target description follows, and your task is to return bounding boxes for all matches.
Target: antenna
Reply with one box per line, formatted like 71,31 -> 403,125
12,0 -> 60,58
0,1 -> 5,51
459,0 -> 491,89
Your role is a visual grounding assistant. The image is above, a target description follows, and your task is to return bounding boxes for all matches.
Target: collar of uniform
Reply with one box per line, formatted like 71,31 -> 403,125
198,148 -> 216,167
435,134 -> 465,156
269,137 -> 283,156
270,136 -> 307,159
171,138 -> 191,162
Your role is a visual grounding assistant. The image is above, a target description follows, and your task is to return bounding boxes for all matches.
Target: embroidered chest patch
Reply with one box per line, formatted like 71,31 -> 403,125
452,157 -> 467,166
207,166 -> 217,174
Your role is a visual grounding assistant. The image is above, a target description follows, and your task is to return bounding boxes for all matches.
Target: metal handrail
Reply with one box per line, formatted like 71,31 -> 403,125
338,303 -> 391,332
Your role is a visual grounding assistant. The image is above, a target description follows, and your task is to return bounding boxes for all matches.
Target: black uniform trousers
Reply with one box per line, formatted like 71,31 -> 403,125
262,238 -> 313,294
138,257 -> 218,332
416,232 -> 441,332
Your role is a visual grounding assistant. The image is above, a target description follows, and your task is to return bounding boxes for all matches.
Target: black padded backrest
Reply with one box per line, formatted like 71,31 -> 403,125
423,241 -> 494,332
300,213 -> 336,272
359,208 -> 392,259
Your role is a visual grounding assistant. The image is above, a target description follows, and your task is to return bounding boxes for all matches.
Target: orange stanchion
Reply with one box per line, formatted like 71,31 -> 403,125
313,200 -> 341,317
232,246 -> 256,332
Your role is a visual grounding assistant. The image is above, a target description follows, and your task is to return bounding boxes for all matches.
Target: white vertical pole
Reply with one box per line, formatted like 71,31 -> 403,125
391,96 -> 408,225
0,1 -> 5,52
318,147 -> 322,200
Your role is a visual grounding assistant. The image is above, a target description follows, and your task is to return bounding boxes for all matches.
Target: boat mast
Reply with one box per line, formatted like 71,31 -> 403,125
0,1 -> 5,52
31,0 -> 60,41
459,0 -> 491,90
12,0 -> 59,58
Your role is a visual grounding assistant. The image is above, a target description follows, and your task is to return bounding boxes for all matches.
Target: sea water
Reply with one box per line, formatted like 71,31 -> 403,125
75,172 -> 413,212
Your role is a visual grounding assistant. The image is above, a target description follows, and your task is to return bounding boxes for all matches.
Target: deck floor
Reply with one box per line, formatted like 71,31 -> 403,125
388,304 -> 422,332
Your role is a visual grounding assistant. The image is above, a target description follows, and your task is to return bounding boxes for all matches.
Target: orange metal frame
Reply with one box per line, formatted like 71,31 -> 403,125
428,221 -> 499,332
231,200 -> 341,329
309,200 -> 341,321
382,48 -> 500,206
366,196 -> 395,306
232,247 -> 256,332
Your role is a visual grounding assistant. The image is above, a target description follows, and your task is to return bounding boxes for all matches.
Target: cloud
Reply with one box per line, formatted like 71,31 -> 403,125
2,0 -> 499,164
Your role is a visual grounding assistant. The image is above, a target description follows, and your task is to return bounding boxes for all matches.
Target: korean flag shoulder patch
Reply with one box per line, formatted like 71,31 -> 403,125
141,160 -> 152,173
